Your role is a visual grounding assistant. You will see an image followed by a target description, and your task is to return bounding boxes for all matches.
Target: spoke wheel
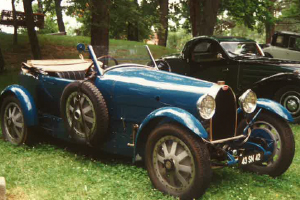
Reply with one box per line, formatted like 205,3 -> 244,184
238,112 -> 295,177
275,86 -> 300,123
153,136 -> 196,191
1,96 -> 30,145
145,123 -> 211,199
66,92 -> 96,138
60,81 -> 109,146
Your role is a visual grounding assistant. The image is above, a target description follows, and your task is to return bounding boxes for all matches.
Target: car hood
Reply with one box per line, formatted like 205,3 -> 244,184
236,56 -> 300,70
104,66 -> 222,116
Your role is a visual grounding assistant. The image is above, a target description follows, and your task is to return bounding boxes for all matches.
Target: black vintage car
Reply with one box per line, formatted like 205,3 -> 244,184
157,36 -> 300,122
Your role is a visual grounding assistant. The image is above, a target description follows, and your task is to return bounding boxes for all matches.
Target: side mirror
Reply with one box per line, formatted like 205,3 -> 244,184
217,53 -> 224,60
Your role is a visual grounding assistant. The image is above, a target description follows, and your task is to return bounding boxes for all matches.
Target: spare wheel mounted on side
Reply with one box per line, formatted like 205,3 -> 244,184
60,81 -> 109,146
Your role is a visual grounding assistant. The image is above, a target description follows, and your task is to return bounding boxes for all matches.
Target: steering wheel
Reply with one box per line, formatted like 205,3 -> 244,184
97,55 -> 119,67
156,60 -> 172,72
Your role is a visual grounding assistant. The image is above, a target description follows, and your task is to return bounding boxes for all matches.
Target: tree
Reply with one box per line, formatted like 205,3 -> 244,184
90,0 -> 111,57
265,0 -> 276,43
188,0 -> 221,37
157,0 -> 169,46
54,0 -> 65,33
23,0 -> 41,59
12,0 -> 18,45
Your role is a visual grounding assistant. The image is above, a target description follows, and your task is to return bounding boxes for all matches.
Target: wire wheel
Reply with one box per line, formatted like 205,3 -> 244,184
3,102 -> 25,144
153,135 -> 196,192
66,92 -> 96,138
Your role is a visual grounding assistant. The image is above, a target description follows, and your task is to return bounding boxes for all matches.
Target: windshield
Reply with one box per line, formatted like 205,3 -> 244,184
220,42 -> 264,57
85,44 -> 157,69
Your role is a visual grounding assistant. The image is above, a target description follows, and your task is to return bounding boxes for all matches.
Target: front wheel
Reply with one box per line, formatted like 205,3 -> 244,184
145,123 -> 212,199
238,112 -> 295,177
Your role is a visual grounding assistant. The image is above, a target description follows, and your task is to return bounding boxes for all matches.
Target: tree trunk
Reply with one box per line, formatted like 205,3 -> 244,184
157,0 -> 168,46
23,0 -> 42,59
189,0 -> 201,37
199,0 -> 220,35
0,45 -> 5,72
12,0 -> 18,45
189,0 -> 220,37
265,0 -> 276,44
54,0 -> 66,33
91,0 -> 111,57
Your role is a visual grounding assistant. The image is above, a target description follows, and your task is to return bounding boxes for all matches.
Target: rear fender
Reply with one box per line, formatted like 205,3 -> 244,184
134,107 -> 208,161
0,85 -> 38,126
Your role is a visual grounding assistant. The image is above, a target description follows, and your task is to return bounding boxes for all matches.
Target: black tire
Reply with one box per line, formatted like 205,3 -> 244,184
60,81 -> 109,146
274,85 -> 300,123
145,123 -> 212,199
237,112 -> 295,177
264,52 -> 273,58
0,95 -> 33,145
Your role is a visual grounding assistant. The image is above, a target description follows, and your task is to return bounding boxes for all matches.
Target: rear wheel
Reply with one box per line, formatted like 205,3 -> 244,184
238,112 -> 295,177
0,95 -> 32,145
274,86 -> 300,123
145,123 -> 211,199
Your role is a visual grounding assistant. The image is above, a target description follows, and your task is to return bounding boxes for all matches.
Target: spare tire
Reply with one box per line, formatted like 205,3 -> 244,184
60,81 -> 109,146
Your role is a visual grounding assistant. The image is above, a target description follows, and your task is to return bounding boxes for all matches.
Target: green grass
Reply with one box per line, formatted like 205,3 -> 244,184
0,126 -> 299,200
0,33 -> 299,199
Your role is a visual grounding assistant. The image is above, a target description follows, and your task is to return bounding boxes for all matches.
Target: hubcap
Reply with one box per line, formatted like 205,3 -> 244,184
280,91 -> 300,115
3,102 -> 25,144
66,92 -> 96,138
152,136 -> 195,192
252,121 -> 281,167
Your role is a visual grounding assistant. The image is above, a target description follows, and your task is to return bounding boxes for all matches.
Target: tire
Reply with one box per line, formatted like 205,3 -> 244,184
274,85 -> 300,123
145,123 -> 212,199
237,112 -> 295,177
0,95 -> 33,145
264,52 -> 273,58
60,81 -> 109,146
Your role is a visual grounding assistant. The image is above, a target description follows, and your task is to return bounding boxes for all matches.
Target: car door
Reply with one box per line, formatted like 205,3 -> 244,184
188,40 -> 239,90
287,36 -> 300,61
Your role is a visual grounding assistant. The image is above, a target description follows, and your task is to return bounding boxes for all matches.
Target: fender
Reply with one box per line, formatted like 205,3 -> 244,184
134,107 -> 208,160
237,98 -> 293,122
252,72 -> 300,90
0,85 -> 38,126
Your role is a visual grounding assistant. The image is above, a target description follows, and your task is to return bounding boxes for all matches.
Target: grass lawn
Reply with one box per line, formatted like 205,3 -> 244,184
0,33 -> 299,199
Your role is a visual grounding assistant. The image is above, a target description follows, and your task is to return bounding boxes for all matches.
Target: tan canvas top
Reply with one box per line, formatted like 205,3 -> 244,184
25,59 -> 103,72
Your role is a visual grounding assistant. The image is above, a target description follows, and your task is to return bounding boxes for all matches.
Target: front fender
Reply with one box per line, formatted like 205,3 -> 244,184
134,107 -> 208,160
237,98 -> 293,122
0,85 -> 38,126
257,98 -> 293,122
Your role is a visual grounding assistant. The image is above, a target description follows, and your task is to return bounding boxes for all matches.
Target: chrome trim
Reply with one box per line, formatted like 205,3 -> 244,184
210,135 -> 246,144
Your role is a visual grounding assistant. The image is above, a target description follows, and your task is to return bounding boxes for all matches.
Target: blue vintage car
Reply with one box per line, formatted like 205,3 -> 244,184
0,44 -> 295,199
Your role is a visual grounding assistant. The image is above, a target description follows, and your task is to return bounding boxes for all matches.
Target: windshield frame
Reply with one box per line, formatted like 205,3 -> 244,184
220,41 -> 265,58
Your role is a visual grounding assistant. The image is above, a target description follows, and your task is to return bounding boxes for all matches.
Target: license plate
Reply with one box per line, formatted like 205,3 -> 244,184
238,152 -> 264,166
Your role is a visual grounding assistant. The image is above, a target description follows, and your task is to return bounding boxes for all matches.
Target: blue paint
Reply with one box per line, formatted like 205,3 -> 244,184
0,85 -> 38,126
136,107 -> 208,142
257,98 -> 293,122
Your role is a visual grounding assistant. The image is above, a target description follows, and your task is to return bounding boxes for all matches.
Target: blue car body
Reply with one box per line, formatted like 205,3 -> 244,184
0,62 -> 292,161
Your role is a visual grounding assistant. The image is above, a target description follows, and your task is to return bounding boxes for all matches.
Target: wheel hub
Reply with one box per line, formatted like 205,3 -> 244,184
164,159 -> 175,171
286,98 -> 299,112
74,109 -> 82,121
7,118 -> 12,126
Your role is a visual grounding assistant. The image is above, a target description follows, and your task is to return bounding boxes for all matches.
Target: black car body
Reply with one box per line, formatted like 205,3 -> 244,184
157,36 -> 300,122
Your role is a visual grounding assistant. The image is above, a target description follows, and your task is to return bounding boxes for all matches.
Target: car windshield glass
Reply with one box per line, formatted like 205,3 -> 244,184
86,45 -> 156,68
220,42 -> 263,57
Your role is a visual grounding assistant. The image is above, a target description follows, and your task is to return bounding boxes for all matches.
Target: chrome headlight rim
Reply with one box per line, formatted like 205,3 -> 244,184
239,89 -> 257,114
197,94 -> 216,120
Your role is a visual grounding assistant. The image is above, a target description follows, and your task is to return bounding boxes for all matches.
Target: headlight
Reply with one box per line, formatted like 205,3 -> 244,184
239,89 -> 257,113
197,94 -> 216,119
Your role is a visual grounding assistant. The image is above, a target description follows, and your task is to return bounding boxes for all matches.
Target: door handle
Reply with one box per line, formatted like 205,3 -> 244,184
222,68 -> 229,72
